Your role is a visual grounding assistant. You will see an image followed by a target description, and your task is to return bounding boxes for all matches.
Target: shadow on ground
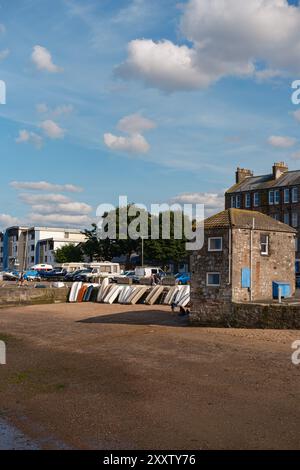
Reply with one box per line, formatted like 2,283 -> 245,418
78,309 -> 190,327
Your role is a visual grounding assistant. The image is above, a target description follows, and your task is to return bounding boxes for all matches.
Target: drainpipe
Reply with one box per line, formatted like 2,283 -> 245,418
228,229 -> 232,286
250,218 -> 255,301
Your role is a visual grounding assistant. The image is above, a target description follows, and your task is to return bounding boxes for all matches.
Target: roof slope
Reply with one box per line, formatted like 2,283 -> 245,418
204,209 -> 296,233
226,170 -> 300,193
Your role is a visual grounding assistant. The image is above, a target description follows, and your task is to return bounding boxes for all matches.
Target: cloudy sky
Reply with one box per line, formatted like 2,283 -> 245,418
1,0 -> 300,229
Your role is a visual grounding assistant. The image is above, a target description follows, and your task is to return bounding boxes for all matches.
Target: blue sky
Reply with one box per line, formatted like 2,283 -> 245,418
1,0 -> 300,228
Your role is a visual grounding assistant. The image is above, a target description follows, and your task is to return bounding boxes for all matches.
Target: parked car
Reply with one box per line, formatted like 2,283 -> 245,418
175,273 -> 191,285
134,267 -> 166,281
64,269 -> 89,282
40,268 -> 67,281
1,271 -> 19,281
112,270 -> 136,283
23,270 -> 42,281
72,269 -> 93,281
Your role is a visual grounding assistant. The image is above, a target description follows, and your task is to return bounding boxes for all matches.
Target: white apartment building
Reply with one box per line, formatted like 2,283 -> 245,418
2,226 -> 86,271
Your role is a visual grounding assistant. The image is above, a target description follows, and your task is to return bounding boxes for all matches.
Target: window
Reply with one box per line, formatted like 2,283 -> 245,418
295,238 -> 299,253
296,260 -> 300,274
284,189 -> 290,204
273,214 -> 280,221
261,234 -> 269,255
274,190 -> 280,205
231,196 -> 236,208
236,195 -> 241,209
292,187 -> 298,203
254,193 -> 260,207
269,190 -> 274,205
245,193 -> 251,208
31,256 -> 34,263
208,237 -> 223,251
64,232 -> 70,239
206,273 -> 220,287
292,212 -> 298,228
30,244 -> 35,252
284,213 -> 290,225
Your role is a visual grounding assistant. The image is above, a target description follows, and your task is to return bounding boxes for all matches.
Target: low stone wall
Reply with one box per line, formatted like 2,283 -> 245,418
190,300 -> 300,329
0,287 -> 70,307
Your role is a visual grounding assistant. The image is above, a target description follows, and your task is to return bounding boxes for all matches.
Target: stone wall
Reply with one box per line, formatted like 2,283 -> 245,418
232,228 -> 295,302
0,287 -> 69,307
190,301 -> 300,329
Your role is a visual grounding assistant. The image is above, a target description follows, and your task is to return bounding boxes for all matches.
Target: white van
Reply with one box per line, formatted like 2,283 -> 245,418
62,262 -> 88,273
84,262 -> 121,280
135,267 -> 166,279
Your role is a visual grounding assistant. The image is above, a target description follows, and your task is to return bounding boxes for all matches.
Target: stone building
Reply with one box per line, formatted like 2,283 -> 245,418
225,162 -> 300,271
190,208 -> 296,325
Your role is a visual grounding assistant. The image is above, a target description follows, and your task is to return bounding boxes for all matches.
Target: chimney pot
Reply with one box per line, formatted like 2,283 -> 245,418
236,168 -> 253,184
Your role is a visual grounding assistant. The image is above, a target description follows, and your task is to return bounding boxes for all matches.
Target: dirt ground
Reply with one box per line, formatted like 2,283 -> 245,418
0,302 -> 300,450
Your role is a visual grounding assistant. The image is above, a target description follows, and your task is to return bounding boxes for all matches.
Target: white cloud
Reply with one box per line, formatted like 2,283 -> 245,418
117,113 -> 156,134
16,130 -> 43,149
30,202 -> 92,215
40,120 -> 65,139
268,135 -> 296,148
0,49 -> 9,61
117,0 -> 300,92
170,192 -> 224,217
0,214 -> 19,230
36,103 -> 48,114
31,45 -> 62,73
19,193 -> 72,205
10,181 -> 83,193
104,113 -> 155,154
36,103 -> 74,116
104,133 -> 150,154
28,213 -> 91,226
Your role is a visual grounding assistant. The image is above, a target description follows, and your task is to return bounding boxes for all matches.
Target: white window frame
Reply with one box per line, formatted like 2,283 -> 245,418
269,190 -> 274,205
274,189 -> 280,205
260,234 -> 269,256
236,194 -> 241,209
254,192 -> 259,207
231,195 -> 236,208
206,272 -> 221,287
245,193 -> 251,208
284,188 -> 290,204
208,237 -> 223,252
292,187 -> 298,203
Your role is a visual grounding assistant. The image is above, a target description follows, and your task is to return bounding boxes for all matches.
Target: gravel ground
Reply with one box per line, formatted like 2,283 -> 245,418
0,302 -> 300,450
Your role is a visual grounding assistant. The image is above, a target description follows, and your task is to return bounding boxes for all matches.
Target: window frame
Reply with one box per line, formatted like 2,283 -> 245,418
260,234 -> 269,256
236,194 -> 241,209
206,272 -> 221,287
274,189 -> 280,205
208,237 -> 223,252
292,187 -> 298,203
269,190 -> 274,205
292,212 -> 298,228
284,188 -> 290,204
284,213 -> 290,225
253,192 -> 260,207
231,196 -> 236,208
245,193 -> 251,208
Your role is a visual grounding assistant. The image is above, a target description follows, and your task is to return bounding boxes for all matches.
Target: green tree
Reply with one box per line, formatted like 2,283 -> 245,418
54,244 -> 84,264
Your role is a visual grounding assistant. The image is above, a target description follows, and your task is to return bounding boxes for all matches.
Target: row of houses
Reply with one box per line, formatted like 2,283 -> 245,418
0,226 -> 86,271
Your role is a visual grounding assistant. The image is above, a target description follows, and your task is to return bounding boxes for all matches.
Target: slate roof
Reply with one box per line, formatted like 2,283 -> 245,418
226,170 -> 300,194
204,209 -> 297,233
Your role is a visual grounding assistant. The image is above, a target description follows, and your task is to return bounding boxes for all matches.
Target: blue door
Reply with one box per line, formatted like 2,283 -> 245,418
241,268 -> 251,288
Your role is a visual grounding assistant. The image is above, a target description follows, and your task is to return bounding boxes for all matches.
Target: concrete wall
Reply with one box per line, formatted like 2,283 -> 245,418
0,287 -> 69,307
190,301 -> 300,330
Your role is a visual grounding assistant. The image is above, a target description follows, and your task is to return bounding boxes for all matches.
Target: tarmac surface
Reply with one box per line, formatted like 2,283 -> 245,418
0,302 -> 300,450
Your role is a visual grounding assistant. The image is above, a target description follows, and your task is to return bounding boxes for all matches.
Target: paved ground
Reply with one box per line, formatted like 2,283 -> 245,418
0,302 -> 300,450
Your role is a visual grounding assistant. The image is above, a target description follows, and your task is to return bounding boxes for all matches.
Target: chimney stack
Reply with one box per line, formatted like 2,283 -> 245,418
272,162 -> 288,180
235,167 -> 253,184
